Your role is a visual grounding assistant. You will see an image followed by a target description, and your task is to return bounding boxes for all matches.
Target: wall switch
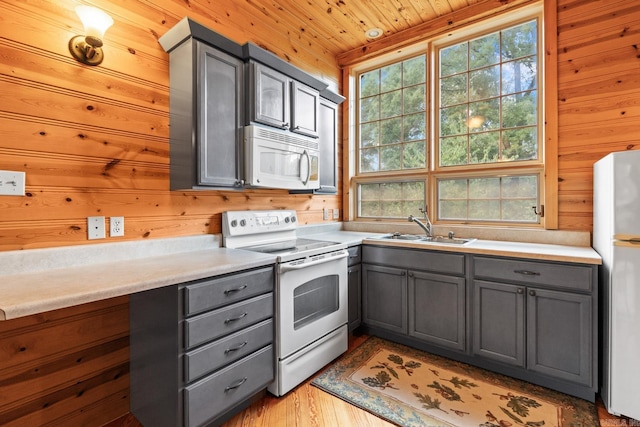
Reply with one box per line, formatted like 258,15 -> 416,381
333,208 -> 339,219
323,208 -> 329,220
87,216 -> 106,240
0,170 -> 26,196
110,216 -> 124,237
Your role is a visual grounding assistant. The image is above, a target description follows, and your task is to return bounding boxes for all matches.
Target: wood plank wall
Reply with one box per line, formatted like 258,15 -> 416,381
1,0 -> 639,425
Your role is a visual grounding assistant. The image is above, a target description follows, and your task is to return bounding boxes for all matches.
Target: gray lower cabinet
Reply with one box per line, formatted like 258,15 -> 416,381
473,255 -> 597,397
362,246 -> 466,350
130,265 -> 275,427
347,245 -> 362,332
361,244 -> 598,401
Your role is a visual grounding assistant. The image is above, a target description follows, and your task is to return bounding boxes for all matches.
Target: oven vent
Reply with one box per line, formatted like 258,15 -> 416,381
252,125 -> 319,150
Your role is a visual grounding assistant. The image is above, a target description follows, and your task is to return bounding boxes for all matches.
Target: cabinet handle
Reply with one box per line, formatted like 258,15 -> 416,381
281,122 -> 289,129
517,288 -> 524,294
224,285 -> 247,295
293,125 -> 300,130
529,290 -> 536,296
224,312 -> 248,324
514,269 -> 540,276
224,377 -> 248,392
400,271 -> 406,276
408,272 -> 414,277
224,341 -> 248,354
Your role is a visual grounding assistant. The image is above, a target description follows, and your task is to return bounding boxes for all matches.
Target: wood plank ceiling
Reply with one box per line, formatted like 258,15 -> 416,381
243,0 -> 481,57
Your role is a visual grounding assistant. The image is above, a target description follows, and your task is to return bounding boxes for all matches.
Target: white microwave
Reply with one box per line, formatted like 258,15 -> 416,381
244,124 -> 319,190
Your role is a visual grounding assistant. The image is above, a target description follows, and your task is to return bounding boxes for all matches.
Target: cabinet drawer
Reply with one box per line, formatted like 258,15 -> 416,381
473,256 -> 593,291
363,245 -> 465,276
184,319 -> 273,383
184,345 -> 274,427
184,293 -> 273,349
184,267 -> 273,315
347,245 -> 361,266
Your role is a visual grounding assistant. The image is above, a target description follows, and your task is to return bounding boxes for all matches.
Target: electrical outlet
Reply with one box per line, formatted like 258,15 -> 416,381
110,216 -> 124,237
0,170 -> 26,196
87,216 -> 106,240
323,208 -> 329,220
333,208 -> 339,219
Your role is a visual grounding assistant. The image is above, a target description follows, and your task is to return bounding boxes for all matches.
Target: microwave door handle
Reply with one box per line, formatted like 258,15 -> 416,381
300,150 -> 311,186
278,251 -> 348,273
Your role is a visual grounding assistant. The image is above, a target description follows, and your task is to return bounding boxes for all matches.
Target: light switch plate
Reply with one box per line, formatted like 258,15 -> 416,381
333,208 -> 339,219
0,170 -> 25,196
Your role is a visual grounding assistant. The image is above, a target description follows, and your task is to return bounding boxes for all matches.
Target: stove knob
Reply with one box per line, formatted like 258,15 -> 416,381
284,217 -> 290,223
291,215 -> 296,223
240,219 -> 246,227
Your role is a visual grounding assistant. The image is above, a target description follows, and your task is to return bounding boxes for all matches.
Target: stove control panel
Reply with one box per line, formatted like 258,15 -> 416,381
222,210 -> 298,237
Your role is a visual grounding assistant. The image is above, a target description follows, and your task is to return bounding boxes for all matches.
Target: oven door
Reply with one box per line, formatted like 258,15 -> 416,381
277,250 -> 348,359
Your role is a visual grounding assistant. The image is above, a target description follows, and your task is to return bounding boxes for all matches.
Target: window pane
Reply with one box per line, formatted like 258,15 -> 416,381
502,21 -> 537,60
437,175 -> 539,223
440,42 -> 468,76
403,140 -> 426,169
470,131 -> 500,164
502,57 -> 537,95
440,135 -> 467,166
360,96 -> 379,122
502,91 -> 537,128
360,70 -> 380,97
380,118 -> 402,144
380,145 -> 401,170
440,74 -> 467,107
358,181 -> 426,219
469,98 -> 499,132
404,85 -> 426,114
470,33 -> 500,69
381,90 -> 402,119
360,122 -> 379,148
403,113 -> 425,141
440,104 -> 467,136
360,147 -> 379,172
403,56 -> 426,86
469,65 -> 500,101
502,127 -> 537,161
381,63 -> 402,92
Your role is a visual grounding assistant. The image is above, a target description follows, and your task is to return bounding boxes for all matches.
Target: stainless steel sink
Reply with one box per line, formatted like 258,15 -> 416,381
422,236 -> 476,245
376,233 -> 476,245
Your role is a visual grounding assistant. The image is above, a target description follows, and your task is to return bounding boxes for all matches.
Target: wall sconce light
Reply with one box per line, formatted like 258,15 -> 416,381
68,5 -> 113,66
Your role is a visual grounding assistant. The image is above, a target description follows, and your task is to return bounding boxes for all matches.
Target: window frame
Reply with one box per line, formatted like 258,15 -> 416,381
348,2 -> 552,229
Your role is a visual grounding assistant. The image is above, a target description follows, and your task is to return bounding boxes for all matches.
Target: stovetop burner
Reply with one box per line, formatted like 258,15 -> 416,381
242,238 -> 339,255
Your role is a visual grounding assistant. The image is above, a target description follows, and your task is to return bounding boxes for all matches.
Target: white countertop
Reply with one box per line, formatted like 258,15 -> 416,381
0,236 -> 276,320
362,236 -> 602,265
0,228 -> 601,321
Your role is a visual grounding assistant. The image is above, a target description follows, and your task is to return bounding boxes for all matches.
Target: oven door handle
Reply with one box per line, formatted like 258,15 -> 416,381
278,250 -> 348,273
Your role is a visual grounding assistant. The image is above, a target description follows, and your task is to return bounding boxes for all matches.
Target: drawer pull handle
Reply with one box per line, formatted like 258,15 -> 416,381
225,377 -> 247,392
224,341 -> 248,354
529,290 -> 536,297
224,312 -> 248,324
514,270 -> 540,276
517,288 -> 524,294
224,285 -> 248,295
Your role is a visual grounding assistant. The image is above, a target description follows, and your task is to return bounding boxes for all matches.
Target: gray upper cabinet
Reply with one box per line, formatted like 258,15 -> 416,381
316,98 -> 339,193
197,43 -> 244,188
159,19 -> 246,190
249,61 -> 320,138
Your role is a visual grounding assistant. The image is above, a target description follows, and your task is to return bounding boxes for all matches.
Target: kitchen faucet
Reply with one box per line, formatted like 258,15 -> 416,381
408,207 -> 433,237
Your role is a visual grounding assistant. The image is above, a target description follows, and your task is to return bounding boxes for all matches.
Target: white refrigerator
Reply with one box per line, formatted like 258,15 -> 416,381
593,150 -> 640,420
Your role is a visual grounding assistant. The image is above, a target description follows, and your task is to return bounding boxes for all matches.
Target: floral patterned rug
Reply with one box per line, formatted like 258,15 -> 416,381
311,337 -> 599,427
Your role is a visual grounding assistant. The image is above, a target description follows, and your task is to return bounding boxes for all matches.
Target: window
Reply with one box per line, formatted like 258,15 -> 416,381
354,7 -> 544,226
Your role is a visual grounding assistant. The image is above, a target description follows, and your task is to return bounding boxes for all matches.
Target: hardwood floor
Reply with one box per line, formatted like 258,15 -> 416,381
106,334 -> 633,427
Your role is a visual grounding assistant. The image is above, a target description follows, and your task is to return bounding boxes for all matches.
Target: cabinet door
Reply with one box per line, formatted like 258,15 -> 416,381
251,62 -> 290,129
409,270 -> 466,351
527,287 -> 592,385
315,98 -> 338,193
362,264 -> 407,334
197,43 -> 244,187
348,264 -> 362,332
473,280 -> 525,367
290,80 -> 319,138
